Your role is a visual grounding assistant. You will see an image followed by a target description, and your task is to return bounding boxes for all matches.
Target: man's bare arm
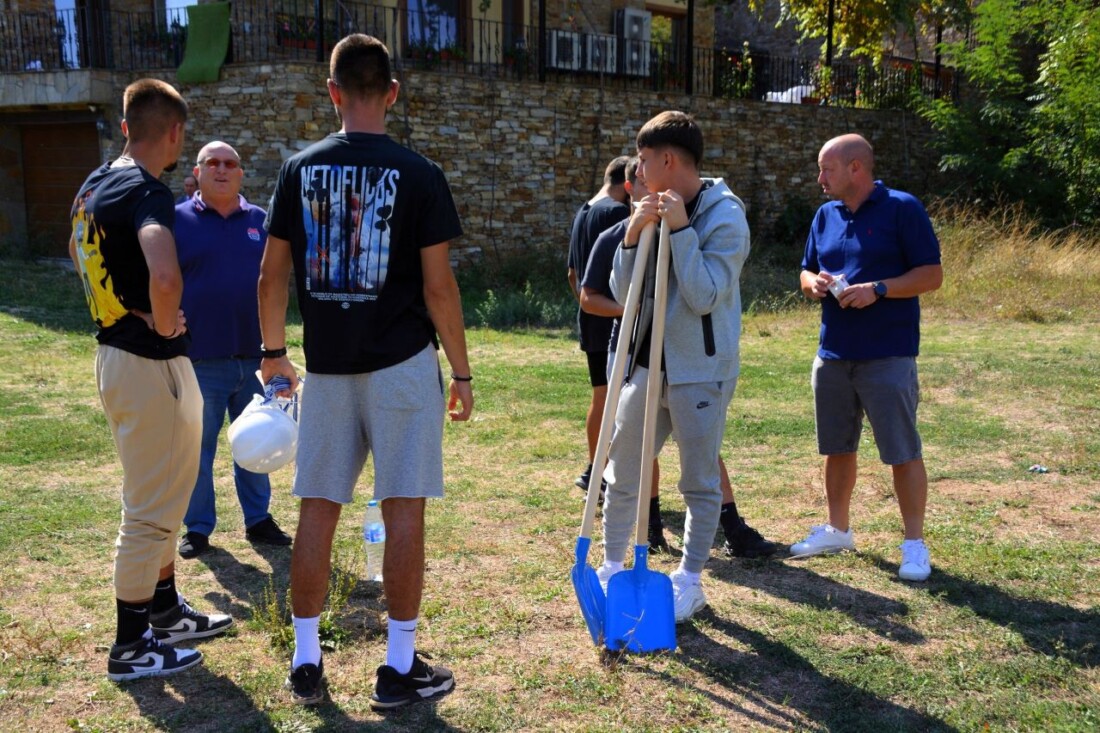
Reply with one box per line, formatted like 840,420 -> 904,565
257,234 -> 298,391
137,224 -> 185,336
580,287 -> 624,317
422,241 -> 473,421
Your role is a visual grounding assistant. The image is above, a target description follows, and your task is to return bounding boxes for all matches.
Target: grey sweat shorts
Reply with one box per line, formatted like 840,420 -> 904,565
292,345 -> 446,504
811,355 -> 923,465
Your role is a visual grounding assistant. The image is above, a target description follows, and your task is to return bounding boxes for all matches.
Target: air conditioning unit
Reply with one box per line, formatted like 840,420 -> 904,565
614,8 -> 651,77
548,29 -> 581,71
585,33 -> 617,74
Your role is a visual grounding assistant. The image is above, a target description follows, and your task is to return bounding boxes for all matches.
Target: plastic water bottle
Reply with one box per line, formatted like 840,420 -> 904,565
363,500 -> 385,582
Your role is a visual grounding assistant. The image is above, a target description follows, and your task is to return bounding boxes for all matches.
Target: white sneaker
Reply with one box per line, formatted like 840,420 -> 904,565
789,524 -> 856,558
596,563 -> 623,593
669,570 -> 706,623
898,539 -> 931,581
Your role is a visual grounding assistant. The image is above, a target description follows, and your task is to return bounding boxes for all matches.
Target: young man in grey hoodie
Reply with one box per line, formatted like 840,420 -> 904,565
597,111 -> 750,623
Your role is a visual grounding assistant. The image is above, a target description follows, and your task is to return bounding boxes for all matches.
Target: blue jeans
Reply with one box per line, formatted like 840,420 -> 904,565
184,358 -> 272,536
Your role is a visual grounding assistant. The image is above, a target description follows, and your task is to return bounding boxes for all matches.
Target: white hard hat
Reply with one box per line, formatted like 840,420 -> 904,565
228,390 -> 299,474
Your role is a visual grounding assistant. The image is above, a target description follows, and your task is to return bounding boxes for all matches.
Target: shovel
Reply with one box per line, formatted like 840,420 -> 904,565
571,222 -> 657,646
605,221 -> 676,654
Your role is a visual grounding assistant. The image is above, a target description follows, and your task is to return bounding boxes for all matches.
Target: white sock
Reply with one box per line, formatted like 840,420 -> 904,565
673,567 -> 701,586
603,560 -> 624,574
386,616 -> 418,674
291,615 -> 322,669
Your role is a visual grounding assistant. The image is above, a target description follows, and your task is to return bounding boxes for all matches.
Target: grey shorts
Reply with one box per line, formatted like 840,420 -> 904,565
293,345 -> 445,504
811,355 -> 922,465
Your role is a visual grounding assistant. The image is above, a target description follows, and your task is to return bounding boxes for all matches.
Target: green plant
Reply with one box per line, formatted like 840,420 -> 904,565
439,43 -> 467,62
717,41 -> 755,100
810,62 -> 833,100
250,545 -> 363,652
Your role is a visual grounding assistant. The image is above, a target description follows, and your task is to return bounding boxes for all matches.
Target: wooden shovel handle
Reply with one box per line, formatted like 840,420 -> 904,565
578,222 -> 657,540
634,222 -> 671,545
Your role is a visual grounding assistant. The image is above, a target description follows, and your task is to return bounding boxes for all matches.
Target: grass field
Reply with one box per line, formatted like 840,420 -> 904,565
0,250 -> 1097,732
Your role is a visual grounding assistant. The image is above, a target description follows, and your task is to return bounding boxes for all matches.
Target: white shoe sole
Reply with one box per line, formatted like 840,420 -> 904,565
898,567 -> 931,582
107,652 -> 203,681
789,545 -> 855,559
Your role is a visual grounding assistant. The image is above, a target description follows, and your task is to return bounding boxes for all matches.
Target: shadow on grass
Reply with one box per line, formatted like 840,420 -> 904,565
657,510 -> 924,644
713,559 -> 925,644
119,663 -> 463,732
664,617 -> 956,733
869,557 -> 1100,667
190,543 -> 291,614
118,663 -> 277,731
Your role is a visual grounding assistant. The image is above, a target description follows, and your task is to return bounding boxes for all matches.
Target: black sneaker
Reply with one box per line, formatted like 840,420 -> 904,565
285,659 -> 325,705
574,464 -> 593,491
150,594 -> 234,644
178,531 -> 209,559
370,652 -> 455,711
648,523 -> 670,554
245,517 -> 293,546
107,634 -> 202,682
723,518 -> 780,559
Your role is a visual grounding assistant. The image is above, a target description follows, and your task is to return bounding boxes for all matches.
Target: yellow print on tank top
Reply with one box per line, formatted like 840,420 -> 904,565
71,194 -> 128,329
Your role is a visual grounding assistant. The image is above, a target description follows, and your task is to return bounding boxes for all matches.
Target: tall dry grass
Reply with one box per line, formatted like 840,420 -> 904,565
925,203 -> 1100,321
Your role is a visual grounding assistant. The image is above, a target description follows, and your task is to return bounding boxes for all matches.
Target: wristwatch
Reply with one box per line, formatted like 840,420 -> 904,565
873,281 -> 888,299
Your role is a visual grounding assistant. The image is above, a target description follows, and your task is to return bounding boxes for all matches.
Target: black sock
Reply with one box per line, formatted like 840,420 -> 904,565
719,502 -> 741,534
649,497 -> 663,529
152,575 -> 178,615
115,599 -> 150,646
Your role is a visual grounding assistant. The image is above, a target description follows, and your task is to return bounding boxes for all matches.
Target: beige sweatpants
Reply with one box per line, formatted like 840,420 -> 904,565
95,345 -> 202,602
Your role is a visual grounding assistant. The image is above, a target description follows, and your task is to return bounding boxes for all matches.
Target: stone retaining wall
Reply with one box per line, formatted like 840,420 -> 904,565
2,60 -> 941,261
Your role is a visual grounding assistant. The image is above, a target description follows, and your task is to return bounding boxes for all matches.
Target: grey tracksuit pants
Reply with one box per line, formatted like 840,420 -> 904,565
601,365 -> 737,573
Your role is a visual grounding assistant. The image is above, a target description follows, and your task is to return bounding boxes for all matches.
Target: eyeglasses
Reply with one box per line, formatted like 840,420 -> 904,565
201,158 -> 240,170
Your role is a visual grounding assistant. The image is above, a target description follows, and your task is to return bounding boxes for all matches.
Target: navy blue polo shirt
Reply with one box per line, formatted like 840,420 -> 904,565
801,182 -> 940,360
176,193 -> 268,360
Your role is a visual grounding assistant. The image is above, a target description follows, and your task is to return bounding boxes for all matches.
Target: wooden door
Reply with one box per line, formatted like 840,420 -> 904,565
20,122 -> 101,258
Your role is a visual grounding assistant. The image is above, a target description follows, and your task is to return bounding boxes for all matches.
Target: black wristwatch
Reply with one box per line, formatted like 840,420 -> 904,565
873,281 -> 888,300
261,346 -> 287,358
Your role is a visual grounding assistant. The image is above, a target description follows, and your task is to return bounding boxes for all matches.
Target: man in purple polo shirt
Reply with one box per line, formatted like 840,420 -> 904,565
794,133 -> 943,581
175,140 -> 293,559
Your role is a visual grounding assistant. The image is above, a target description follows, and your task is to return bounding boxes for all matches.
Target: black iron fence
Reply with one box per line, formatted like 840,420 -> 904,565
0,1 -> 956,110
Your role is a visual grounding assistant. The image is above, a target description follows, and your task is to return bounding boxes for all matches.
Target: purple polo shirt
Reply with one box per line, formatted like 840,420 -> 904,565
176,193 -> 268,360
801,182 -> 941,360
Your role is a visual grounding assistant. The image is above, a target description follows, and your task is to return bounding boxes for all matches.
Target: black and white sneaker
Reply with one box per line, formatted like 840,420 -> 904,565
150,594 -> 233,645
107,634 -> 203,682
285,659 -> 325,705
370,652 -> 455,711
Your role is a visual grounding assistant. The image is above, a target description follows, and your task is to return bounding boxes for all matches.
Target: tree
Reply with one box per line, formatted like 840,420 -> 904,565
920,0 -> 1100,226
739,0 -> 970,61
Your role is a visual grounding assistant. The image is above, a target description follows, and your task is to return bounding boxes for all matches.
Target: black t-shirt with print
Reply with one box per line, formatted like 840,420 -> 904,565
70,161 -> 188,359
266,132 -> 463,374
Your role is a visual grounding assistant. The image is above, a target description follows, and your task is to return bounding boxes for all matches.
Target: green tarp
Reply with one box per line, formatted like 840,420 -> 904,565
176,2 -> 230,84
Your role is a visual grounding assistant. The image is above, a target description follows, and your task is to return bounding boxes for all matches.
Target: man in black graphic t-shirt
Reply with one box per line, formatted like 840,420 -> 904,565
69,78 -> 232,683
259,34 -> 473,710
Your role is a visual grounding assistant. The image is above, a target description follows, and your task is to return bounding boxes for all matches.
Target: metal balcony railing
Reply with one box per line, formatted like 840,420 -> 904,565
0,2 -> 957,110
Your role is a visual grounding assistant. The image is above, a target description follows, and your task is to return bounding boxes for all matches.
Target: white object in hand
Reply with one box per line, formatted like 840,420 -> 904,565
827,273 -> 849,297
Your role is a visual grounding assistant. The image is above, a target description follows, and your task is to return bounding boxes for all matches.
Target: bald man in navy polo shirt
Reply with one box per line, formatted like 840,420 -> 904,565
795,133 -> 943,582
174,140 -> 293,559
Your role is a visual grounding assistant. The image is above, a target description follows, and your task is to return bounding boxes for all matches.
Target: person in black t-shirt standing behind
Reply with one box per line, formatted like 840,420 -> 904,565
69,78 -> 233,683
259,35 -> 473,710
566,155 -> 630,494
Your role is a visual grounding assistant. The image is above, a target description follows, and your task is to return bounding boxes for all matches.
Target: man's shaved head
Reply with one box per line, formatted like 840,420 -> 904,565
820,134 -> 874,175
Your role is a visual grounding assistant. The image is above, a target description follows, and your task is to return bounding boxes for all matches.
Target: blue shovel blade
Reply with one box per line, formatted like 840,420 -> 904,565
570,536 -> 605,646
604,545 -> 676,653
